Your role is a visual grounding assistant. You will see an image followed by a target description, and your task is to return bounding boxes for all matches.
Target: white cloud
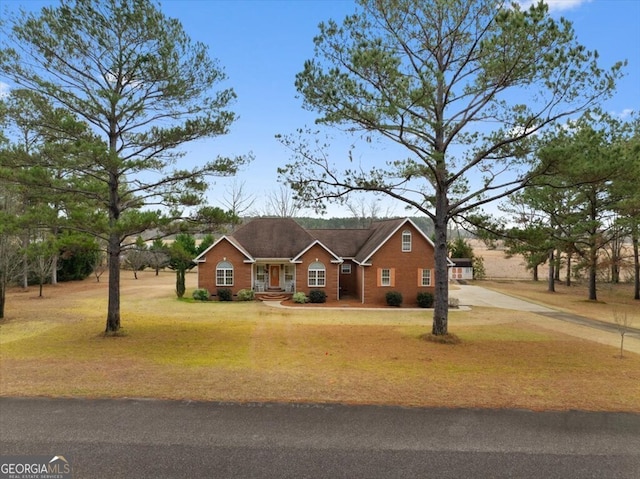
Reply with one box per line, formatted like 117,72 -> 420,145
508,124 -> 539,138
518,0 -> 593,13
0,81 -> 10,99
616,108 -> 635,119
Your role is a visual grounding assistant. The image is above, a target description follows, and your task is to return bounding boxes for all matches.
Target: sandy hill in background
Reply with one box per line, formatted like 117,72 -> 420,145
469,239 -> 636,282
469,239 -> 544,281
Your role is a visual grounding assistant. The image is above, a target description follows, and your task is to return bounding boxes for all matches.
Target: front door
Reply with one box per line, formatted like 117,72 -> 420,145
269,265 -> 280,288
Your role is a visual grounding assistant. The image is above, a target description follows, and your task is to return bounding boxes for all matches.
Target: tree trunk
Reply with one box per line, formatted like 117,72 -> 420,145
611,255 -> 620,284
532,265 -> 539,282
105,163 -> 121,333
20,223 -> 29,290
633,227 -> 639,301
588,245 -> 597,301
610,226 -> 621,284
105,132 -> 121,333
587,194 -> 598,301
105,231 -> 121,333
0,281 -> 5,319
51,253 -> 58,285
565,252 -> 572,287
554,248 -> 561,281
547,249 -> 555,293
432,193 -> 449,336
176,268 -> 186,298
21,254 -> 28,289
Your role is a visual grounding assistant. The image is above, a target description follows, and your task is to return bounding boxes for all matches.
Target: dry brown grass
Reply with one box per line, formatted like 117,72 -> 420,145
481,280 -> 639,325
1,271 -> 639,412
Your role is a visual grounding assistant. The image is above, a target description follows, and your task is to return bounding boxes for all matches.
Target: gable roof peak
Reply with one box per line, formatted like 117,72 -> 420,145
231,217 -> 316,259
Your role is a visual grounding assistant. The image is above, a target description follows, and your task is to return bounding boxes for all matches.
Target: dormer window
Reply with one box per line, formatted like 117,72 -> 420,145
402,230 -> 412,252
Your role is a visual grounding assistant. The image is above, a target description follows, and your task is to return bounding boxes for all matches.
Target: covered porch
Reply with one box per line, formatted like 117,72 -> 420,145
252,262 -> 296,293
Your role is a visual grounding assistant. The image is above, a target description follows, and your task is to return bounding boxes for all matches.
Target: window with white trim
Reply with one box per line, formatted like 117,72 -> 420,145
216,261 -> 234,286
380,268 -> 391,286
402,230 -> 412,252
308,261 -> 326,287
284,265 -> 294,282
256,265 -> 267,282
421,268 -> 432,287
341,263 -> 351,274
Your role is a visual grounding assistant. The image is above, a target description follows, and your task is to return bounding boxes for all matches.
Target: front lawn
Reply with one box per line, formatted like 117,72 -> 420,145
1,272 -> 638,411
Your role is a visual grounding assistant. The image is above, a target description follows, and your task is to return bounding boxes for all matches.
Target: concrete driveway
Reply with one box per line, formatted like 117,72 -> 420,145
452,284 -> 640,354
451,284 -> 555,312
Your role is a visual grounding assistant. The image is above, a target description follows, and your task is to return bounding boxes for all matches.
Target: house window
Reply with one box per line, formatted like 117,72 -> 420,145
421,268 -> 432,286
402,230 -> 412,252
378,268 -> 395,287
284,265 -> 294,282
216,261 -> 233,286
256,265 -> 267,282
380,268 -> 391,286
341,263 -> 351,274
308,261 -> 326,287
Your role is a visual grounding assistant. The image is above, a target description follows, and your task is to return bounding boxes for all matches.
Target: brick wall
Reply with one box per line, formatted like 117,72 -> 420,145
296,244 -> 340,301
364,224 -> 436,306
196,222 -> 436,305
197,239 -> 252,298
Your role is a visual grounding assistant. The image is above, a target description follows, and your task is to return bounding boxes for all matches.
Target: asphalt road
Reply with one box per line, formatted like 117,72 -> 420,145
1,398 -> 639,478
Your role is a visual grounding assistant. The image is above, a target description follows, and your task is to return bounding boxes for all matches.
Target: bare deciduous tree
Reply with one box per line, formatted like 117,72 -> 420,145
345,195 -> 396,228
263,185 -> 301,218
613,309 -> 633,359
221,180 -> 257,223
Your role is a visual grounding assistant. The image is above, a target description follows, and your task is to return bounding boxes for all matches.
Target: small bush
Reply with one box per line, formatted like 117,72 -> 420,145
448,297 -> 460,309
217,288 -> 233,302
472,256 -> 486,280
417,292 -> 434,308
308,289 -> 327,303
292,292 -> 308,304
192,288 -> 210,301
385,291 -> 403,307
237,289 -> 255,301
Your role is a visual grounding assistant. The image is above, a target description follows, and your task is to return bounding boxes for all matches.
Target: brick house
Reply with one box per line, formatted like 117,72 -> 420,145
194,217 -> 445,305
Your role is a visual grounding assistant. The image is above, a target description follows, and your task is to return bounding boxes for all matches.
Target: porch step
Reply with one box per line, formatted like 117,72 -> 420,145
255,292 -> 292,302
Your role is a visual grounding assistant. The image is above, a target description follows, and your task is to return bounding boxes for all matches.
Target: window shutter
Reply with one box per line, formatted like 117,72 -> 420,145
390,268 -> 395,287
417,269 -> 423,287
376,268 -> 382,287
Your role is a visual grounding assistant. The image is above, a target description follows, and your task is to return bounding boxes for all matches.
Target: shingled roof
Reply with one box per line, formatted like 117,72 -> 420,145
352,218 -> 406,264
197,217 -> 423,263
310,228 -> 373,258
230,217 -> 316,258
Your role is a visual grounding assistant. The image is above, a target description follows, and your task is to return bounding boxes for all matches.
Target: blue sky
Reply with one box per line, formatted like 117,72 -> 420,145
2,0 -> 639,217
